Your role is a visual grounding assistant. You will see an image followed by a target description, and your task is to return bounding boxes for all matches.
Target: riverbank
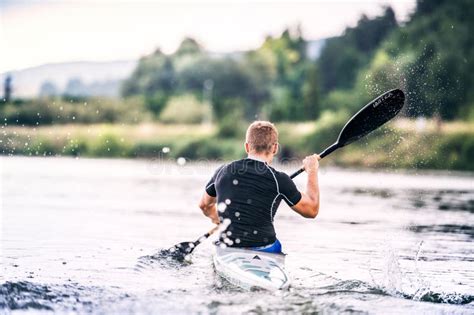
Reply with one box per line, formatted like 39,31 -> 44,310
1,119 -> 473,171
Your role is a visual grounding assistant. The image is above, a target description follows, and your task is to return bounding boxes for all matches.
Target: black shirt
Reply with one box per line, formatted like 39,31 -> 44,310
205,158 -> 302,248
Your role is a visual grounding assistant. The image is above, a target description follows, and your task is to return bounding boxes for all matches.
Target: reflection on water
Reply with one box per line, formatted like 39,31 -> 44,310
410,225 -> 474,239
1,157 -> 473,314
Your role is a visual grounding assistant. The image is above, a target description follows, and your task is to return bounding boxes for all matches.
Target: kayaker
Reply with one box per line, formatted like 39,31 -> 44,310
198,121 -> 320,254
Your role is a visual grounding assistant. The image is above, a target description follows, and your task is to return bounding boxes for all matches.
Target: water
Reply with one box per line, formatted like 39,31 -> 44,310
1,157 -> 473,314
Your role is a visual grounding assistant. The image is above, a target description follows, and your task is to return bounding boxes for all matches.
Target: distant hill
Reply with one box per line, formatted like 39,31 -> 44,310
0,60 -> 137,98
0,39 -> 325,98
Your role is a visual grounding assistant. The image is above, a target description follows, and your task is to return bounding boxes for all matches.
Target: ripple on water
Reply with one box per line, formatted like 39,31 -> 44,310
0,281 -> 131,313
409,224 -> 474,239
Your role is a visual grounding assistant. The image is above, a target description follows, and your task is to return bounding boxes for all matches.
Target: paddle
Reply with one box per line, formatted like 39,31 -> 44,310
164,88 -> 405,261
159,226 -> 219,262
289,88 -> 405,179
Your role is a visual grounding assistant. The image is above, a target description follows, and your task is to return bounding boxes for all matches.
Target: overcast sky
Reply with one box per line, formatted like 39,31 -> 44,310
0,0 -> 416,73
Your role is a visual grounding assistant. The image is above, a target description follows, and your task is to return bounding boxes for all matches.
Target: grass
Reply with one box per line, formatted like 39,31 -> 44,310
1,119 -> 473,171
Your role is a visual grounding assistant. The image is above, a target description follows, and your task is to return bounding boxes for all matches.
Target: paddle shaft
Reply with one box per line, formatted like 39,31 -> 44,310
289,89 -> 405,179
289,142 -> 339,179
193,225 -> 219,247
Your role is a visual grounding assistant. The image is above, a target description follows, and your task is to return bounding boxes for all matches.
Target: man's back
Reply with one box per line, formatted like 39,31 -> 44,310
206,158 -> 301,248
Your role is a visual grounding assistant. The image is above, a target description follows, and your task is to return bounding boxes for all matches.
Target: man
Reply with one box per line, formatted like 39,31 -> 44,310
199,121 -> 320,253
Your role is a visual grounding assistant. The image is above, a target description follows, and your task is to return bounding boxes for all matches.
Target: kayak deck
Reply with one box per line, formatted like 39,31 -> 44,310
213,246 -> 290,291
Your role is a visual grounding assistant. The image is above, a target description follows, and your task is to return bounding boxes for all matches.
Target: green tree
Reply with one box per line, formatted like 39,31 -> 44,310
121,49 -> 177,115
381,0 -> 474,119
318,7 -> 398,93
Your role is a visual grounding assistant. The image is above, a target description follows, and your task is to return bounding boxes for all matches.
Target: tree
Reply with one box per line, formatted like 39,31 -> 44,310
381,0 -> 474,119
64,78 -> 86,97
318,7 -> 398,93
175,37 -> 203,56
121,49 -> 177,115
39,81 -> 59,97
3,75 -> 12,103
178,56 -> 268,120
302,63 -> 321,119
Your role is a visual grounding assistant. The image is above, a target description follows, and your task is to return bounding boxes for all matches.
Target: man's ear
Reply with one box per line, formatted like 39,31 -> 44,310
245,142 -> 250,154
273,143 -> 279,155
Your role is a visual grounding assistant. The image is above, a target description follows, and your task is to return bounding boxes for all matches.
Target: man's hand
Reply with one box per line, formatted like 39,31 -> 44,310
211,215 -> 220,225
303,154 -> 321,174
291,154 -> 321,218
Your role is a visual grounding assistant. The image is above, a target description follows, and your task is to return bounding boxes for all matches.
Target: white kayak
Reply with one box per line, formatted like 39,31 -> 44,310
213,246 -> 290,291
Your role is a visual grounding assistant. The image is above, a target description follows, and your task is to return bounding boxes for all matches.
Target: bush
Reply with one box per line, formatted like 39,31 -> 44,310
88,134 -> 131,157
132,140 -> 175,158
0,97 -> 150,126
159,94 -> 211,124
215,99 -> 246,138
172,137 -> 244,160
306,110 -> 350,153
437,133 -> 474,171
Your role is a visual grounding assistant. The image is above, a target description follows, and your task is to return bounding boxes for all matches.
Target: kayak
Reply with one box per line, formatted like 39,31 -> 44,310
213,245 -> 290,291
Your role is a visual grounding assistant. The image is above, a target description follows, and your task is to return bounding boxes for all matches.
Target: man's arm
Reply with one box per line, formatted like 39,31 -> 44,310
200,164 -> 226,224
291,154 -> 320,218
198,192 -> 220,224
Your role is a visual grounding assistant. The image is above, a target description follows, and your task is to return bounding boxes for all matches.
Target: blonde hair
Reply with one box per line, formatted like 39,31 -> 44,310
245,121 -> 278,154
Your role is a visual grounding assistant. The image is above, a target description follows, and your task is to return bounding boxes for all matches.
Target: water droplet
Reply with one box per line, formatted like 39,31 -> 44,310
232,179 -> 238,185
235,212 -> 240,217
162,147 -> 170,153
177,157 -> 186,166
225,199 -> 231,205
217,202 -> 227,212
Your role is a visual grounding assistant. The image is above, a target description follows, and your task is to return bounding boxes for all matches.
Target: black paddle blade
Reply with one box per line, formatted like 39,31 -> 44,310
336,89 -> 405,148
289,89 -> 405,179
158,241 -> 196,262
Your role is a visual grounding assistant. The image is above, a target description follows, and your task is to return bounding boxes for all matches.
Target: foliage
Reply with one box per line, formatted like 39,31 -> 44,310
177,55 -> 269,120
318,0 -> 474,121
1,120 -> 472,171
215,99 -> 247,138
121,50 -> 177,116
256,27 -> 321,121
0,97 -> 149,125
159,94 -> 211,124
305,110 -> 350,153
121,27 -> 321,122
318,7 -> 398,93
379,0 -> 474,120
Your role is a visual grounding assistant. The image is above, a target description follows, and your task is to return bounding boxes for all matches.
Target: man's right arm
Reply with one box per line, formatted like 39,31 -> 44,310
198,192 -> 219,224
291,154 -> 320,218
199,165 -> 225,224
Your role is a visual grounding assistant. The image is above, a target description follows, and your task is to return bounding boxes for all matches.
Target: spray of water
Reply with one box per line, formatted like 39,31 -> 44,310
370,239 -> 473,305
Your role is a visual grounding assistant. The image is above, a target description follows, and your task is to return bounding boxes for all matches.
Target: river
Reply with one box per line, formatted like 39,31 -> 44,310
1,157 -> 473,314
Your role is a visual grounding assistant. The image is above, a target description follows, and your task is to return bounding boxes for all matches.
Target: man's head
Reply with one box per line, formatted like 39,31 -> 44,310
245,121 -> 279,157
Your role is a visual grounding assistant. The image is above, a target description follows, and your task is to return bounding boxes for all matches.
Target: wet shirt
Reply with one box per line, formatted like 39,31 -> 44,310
205,158 -> 302,248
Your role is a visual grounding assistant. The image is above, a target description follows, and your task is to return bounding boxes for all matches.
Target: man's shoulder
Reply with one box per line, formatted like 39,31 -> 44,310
212,159 -> 245,174
269,166 -> 293,182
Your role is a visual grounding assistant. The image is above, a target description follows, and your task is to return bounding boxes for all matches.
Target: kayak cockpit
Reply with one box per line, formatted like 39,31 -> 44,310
213,246 -> 290,291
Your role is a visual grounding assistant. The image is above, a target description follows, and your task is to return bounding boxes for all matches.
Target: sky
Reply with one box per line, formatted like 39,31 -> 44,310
0,0 -> 416,73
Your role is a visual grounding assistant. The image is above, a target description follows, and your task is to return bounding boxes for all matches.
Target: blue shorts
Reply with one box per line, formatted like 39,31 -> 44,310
251,239 -> 282,254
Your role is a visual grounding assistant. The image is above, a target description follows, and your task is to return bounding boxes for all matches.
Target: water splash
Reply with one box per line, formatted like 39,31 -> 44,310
370,240 -> 473,305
